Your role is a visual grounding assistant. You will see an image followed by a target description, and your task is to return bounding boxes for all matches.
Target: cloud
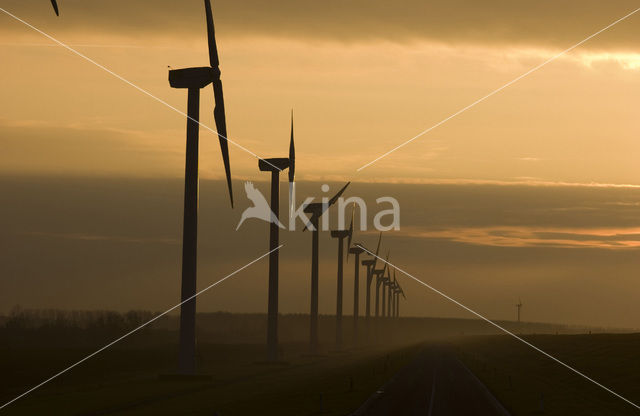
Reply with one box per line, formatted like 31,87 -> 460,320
21,231 -> 179,245
0,118 -> 183,177
396,225 -> 640,249
2,0 -> 639,50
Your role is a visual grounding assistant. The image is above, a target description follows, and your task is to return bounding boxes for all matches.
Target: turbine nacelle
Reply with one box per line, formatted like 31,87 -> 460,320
259,157 -> 291,172
349,243 -> 366,255
168,67 -> 219,89
330,229 -> 351,239
302,182 -> 351,230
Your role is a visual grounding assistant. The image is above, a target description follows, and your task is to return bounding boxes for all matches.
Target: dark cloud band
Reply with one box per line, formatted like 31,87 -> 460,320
2,0 -> 639,50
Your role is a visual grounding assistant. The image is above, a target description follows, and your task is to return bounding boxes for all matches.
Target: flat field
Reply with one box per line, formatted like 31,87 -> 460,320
455,333 -> 640,416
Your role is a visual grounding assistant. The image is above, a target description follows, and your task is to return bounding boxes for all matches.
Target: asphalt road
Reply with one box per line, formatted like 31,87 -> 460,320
352,347 -> 511,416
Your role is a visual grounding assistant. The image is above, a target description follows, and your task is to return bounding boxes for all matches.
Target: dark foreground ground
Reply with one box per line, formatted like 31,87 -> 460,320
455,333 -> 640,415
354,347 -> 510,416
1,313 -> 639,415
0,342 -> 424,416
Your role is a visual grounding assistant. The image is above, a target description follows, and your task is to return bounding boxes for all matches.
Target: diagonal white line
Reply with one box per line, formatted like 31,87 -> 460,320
356,6 -> 640,172
360,247 -> 640,411
0,244 -> 283,411
0,7 -> 281,172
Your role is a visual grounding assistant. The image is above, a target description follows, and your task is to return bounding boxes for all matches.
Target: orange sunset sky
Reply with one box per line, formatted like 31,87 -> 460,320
2,0 -> 640,329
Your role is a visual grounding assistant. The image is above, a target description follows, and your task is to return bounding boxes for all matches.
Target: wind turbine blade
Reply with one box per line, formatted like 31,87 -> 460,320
384,250 -> 390,276
50,0 -> 59,15
288,110 -> 295,218
371,231 -> 382,270
288,182 -> 295,223
204,0 -> 232,207
381,250 -> 389,275
319,182 -> 350,218
204,0 -> 219,68
301,213 -> 316,232
213,79 -> 233,207
289,110 -> 295,183
329,182 -> 350,207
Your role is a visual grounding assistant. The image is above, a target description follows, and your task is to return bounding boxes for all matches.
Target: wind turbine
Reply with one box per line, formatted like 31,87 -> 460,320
303,182 -> 350,354
373,271 -> 387,318
50,0 -> 59,15
329,208 -> 353,350
516,298 -> 523,323
381,269 -> 389,318
348,242 -> 365,344
390,280 -> 397,318
390,271 -> 401,318
394,272 -> 405,317
386,266 -> 394,318
374,252 -> 389,318
258,112 -> 295,362
362,232 -> 382,339
168,0 -> 233,375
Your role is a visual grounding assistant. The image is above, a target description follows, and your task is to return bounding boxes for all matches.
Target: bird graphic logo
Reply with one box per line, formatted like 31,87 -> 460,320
236,182 -> 285,230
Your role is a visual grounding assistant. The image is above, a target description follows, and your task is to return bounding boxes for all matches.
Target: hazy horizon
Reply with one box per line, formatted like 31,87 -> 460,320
2,175 -> 640,330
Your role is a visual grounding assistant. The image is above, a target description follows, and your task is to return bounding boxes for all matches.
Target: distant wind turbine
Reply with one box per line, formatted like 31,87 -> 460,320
390,276 -> 397,318
362,232 -> 382,339
385,266 -> 393,317
516,298 -> 523,323
257,112 -> 295,362
348,242 -> 365,344
329,208 -> 353,350
303,182 -> 350,354
381,274 -> 389,318
394,272 -> 405,317
374,251 -> 390,319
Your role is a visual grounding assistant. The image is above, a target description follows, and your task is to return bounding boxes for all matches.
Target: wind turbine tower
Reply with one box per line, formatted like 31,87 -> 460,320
374,268 -> 387,318
386,267 -> 393,317
258,113 -> 295,362
169,0 -> 233,375
363,233 -> 382,319
395,278 -> 405,318
303,182 -> 350,354
330,210 -> 353,350
348,243 -> 365,343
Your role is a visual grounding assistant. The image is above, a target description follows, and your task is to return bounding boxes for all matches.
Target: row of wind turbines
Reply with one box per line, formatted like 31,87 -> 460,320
162,0 -> 410,370
165,1 -> 409,369
45,0 -> 407,374
44,0 -> 524,374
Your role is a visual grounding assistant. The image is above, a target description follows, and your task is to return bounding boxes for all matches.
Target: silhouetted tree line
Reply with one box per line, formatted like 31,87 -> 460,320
0,306 -> 165,348
3,306 -> 156,330
0,308 -> 605,349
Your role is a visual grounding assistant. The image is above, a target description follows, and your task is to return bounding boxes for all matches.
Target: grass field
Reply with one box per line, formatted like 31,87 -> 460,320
0,342 -> 424,415
2,311 -> 637,415
455,333 -> 640,415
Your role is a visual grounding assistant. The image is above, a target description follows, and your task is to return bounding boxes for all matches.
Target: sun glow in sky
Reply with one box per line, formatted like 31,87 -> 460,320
0,0 -> 639,185
2,0 -> 640,328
